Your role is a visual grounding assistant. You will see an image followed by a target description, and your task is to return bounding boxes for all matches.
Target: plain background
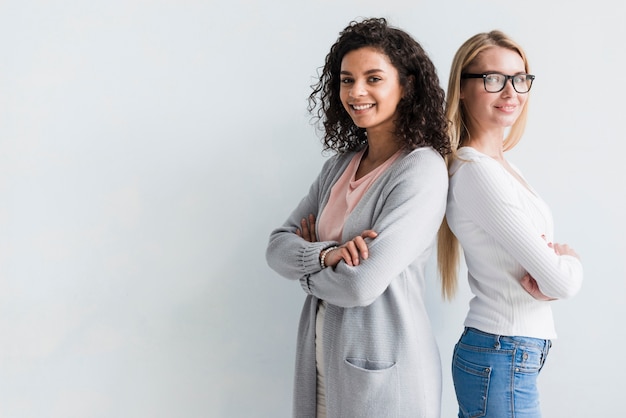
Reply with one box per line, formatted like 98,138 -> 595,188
1,0 -> 624,417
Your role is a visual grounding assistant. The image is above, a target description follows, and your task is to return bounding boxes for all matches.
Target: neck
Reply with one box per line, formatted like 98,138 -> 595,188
465,130 -> 506,161
364,130 -> 401,164
355,131 -> 401,180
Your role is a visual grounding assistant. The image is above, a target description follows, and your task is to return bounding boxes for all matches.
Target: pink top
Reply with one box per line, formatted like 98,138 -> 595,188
315,147 -> 402,413
318,147 -> 402,242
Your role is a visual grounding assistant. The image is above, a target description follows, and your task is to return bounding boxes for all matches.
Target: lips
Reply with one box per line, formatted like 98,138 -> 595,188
351,103 -> 375,111
496,103 -> 517,111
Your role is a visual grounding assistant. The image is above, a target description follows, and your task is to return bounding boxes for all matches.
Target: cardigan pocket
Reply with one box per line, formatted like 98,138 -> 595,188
345,357 -> 396,371
336,357 -> 399,417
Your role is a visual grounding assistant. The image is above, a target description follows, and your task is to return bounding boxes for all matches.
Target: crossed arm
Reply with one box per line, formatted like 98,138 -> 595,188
295,213 -> 377,268
298,213 -> 572,301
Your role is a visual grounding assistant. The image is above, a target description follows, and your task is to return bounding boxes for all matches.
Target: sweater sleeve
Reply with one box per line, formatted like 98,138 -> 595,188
452,159 -> 583,299
299,148 -> 448,308
265,156 -> 345,281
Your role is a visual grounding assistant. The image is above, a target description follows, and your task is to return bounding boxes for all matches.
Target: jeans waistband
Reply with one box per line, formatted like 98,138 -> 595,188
462,327 -> 552,352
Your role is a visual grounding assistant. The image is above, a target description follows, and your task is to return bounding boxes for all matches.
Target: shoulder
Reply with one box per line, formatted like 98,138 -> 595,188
320,150 -> 357,175
449,147 -> 499,179
404,147 -> 447,188
386,147 -> 448,195
449,150 -> 516,201
396,146 -> 447,176
406,145 -> 446,162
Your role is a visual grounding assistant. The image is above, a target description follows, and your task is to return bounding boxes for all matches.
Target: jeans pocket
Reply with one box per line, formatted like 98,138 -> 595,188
515,345 -> 544,373
452,350 -> 491,418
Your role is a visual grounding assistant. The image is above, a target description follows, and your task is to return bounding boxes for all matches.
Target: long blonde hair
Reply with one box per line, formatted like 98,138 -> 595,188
437,30 -> 532,300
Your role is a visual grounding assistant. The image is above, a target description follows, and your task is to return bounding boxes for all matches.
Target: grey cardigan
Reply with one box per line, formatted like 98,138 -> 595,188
266,147 -> 447,418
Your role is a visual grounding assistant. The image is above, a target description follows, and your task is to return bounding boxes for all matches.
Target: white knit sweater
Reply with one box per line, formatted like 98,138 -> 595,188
447,147 -> 583,339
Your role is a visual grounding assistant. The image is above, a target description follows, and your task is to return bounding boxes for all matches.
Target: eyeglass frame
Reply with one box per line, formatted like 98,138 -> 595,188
461,72 -> 535,94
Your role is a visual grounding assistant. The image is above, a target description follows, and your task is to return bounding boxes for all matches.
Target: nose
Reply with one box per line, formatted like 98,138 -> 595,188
501,79 -> 516,97
349,80 -> 367,98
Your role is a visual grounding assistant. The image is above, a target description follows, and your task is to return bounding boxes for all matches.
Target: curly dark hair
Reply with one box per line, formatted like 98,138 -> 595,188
308,17 -> 450,156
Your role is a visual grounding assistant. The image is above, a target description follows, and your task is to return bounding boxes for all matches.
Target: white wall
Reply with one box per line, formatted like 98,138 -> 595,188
1,0 -> 623,416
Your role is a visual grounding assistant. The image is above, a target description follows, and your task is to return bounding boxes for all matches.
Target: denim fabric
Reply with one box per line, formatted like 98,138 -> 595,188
452,327 -> 551,418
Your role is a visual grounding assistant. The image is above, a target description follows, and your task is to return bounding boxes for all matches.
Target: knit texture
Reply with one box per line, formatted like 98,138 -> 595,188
266,147 -> 447,417
446,147 -> 583,339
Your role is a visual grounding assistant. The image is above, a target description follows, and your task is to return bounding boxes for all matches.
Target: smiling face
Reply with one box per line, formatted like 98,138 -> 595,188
339,46 -> 404,136
461,46 -> 528,136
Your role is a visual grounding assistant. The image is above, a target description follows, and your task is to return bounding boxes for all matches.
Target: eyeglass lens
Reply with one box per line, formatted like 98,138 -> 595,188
484,73 -> 533,93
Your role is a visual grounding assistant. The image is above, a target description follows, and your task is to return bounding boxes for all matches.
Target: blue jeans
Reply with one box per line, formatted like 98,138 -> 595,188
452,327 -> 551,418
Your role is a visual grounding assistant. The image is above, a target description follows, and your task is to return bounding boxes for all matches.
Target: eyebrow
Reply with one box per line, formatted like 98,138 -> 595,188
340,68 -> 386,75
475,70 -> 527,75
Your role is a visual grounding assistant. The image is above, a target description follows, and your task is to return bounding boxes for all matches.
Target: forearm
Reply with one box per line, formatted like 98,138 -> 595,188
266,226 -> 338,280
456,163 -> 583,300
302,156 -> 447,306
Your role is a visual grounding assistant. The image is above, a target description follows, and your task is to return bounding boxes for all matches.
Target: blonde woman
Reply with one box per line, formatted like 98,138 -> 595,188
437,31 -> 583,417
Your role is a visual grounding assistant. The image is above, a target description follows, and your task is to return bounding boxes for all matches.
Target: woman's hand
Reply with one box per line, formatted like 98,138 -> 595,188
550,242 -> 580,259
324,230 -> 378,268
520,274 -> 556,301
520,236 -> 580,300
295,213 -> 378,268
542,234 -> 580,260
296,214 -> 317,242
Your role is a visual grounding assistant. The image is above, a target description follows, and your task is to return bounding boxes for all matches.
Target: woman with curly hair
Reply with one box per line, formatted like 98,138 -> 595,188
266,17 -> 450,417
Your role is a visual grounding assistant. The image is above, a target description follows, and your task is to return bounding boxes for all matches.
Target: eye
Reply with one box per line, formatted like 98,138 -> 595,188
368,76 -> 382,83
513,74 -> 527,84
340,77 -> 354,84
484,74 -> 504,85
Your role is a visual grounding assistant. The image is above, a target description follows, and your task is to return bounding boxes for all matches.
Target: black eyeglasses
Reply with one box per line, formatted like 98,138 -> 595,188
461,72 -> 535,94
